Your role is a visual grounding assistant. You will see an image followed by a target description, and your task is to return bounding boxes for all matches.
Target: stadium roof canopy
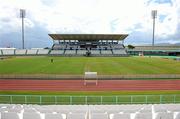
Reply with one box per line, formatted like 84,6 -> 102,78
49,34 -> 128,41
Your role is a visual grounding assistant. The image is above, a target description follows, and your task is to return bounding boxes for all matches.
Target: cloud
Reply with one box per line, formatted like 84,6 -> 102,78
0,0 -> 180,48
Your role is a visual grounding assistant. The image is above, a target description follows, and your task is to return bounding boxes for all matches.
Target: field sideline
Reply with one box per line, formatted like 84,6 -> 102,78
0,56 -> 180,75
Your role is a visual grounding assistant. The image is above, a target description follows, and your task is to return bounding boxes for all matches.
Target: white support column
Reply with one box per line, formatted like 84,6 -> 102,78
116,96 -> 118,104
70,96 -> 72,105
174,95 -> 176,103
85,96 -> 88,105
131,96 -> 133,104
25,95 -> 27,104
10,96 -> 13,104
160,95 -> 162,104
55,96 -> 57,105
101,96 -> 103,104
40,96 -> 42,105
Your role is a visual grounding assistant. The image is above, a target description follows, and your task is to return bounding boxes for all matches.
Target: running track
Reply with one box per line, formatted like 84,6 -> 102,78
0,79 -> 180,91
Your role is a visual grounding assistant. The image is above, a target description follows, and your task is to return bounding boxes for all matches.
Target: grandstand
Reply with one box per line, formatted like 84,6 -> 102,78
0,48 -> 15,55
37,49 -> 50,55
0,34 -> 128,57
15,49 -> 27,55
49,34 -> 128,56
0,48 -> 50,56
127,46 -> 180,56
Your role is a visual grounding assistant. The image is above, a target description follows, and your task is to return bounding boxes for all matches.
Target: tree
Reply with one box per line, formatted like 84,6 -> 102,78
127,45 -> 135,49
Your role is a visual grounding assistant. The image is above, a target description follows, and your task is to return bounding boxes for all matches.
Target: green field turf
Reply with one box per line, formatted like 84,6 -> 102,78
0,56 -> 180,75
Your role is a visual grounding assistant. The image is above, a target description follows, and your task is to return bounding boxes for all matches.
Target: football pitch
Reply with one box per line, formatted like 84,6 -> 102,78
0,56 -> 180,75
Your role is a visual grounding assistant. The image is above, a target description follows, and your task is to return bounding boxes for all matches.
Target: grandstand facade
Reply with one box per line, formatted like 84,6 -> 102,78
49,34 -> 129,56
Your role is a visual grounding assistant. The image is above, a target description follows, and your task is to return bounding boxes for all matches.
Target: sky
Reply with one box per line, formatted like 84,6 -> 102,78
0,0 -> 180,48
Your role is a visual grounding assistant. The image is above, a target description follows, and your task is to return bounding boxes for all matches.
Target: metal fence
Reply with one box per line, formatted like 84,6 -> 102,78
0,95 -> 180,105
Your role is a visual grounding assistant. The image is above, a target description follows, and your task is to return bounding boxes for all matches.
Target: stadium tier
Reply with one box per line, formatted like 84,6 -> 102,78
37,49 -> 50,55
26,49 -> 38,55
0,104 -> 180,119
1,49 -> 15,55
15,49 -> 27,55
49,34 -> 129,56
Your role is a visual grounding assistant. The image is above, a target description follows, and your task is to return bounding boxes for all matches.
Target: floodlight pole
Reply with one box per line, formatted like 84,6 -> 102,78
20,9 -> 25,49
151,10 -> 157,47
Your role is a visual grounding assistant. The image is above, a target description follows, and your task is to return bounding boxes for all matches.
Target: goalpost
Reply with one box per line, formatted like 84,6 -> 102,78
84,72 -> 98,85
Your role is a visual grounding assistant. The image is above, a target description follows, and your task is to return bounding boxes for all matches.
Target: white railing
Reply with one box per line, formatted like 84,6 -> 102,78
0,95 -> 179,105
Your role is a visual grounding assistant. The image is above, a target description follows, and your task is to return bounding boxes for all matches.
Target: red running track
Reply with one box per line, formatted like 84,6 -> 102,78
0,79 -> 180,91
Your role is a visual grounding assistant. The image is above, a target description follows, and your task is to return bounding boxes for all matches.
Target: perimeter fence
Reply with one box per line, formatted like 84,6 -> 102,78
0,94 -> 180,105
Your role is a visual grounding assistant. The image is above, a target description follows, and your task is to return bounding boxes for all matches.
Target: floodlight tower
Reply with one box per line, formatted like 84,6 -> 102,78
151,10 -> 157,47
20,9 -> 26,49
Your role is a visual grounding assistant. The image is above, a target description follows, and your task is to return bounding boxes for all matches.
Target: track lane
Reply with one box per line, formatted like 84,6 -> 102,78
0,79 -> 180,91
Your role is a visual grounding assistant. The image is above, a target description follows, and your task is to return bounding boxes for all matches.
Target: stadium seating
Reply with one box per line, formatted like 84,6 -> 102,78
154,104 -> 180,112
50,50 -> 64,55
91,50 -> 100,55
37,49 -> 50,55
155,112 -> 173,119
134,113 -> 152,119
0,104 -> 180,119
45,113 -> 63,119
15,49 -> 27,55
112,113 -> 130,119
90,113 -> 109,119
67,113 -> 87,119
64,50 -> 76,55
26,49 -> 38,55
101,50 -> 113,55
111,44 -> 124,49
52,44 -> 66,50
175,113 -> 180,119
113,49 -> 127,55
23,112 -> 41,119
66,45 -> 78,50
100,45 -> 111,50
1,112 -> 19,119
77,50 -> 87,55
1,49 -> 15,55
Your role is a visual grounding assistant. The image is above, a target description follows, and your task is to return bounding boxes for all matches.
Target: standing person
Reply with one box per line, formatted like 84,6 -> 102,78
51,58 -> 54,63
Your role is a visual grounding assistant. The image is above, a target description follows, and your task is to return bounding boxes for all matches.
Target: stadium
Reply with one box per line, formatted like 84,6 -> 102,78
1,2 -> 180,119
0,32 -> 180,119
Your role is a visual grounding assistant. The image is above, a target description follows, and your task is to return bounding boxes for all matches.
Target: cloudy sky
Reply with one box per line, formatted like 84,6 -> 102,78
0,0 -> 180,48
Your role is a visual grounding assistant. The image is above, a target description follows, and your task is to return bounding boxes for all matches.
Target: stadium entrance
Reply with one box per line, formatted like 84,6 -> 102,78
49,34 -> 129,56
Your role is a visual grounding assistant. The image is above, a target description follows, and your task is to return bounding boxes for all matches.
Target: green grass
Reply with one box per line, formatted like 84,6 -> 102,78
0,56 -> 180,75
1,90 -> 180,95
0,90 -> 180,104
